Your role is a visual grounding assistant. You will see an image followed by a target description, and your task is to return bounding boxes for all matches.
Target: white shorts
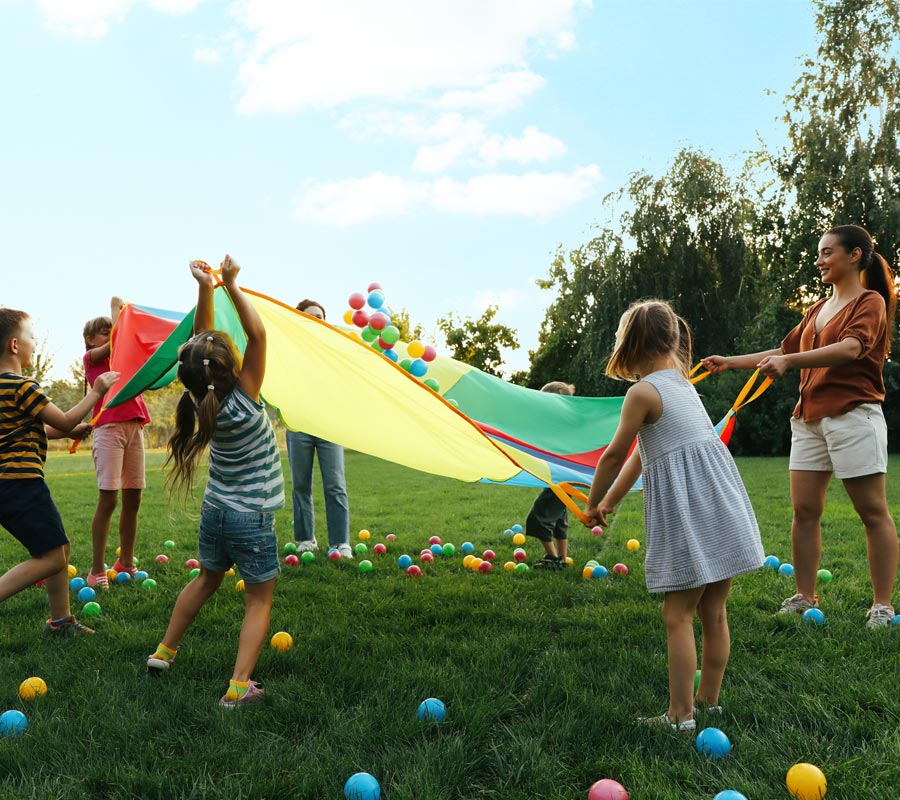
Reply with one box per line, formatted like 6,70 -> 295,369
789,403 -> 888,479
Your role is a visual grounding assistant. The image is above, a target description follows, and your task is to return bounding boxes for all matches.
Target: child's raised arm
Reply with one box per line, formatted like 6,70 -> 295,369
189,261 -> 216,334
220,255 -> 266,402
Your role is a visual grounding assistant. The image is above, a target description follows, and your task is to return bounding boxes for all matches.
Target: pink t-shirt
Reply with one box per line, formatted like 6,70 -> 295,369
83,351 -> 150,427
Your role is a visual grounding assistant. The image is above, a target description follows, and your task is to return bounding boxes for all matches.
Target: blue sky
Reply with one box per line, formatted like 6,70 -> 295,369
1,0 -> 818,380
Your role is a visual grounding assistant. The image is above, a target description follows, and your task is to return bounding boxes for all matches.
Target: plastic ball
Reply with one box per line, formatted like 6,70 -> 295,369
343,309 -> 354,325
386,533 -> 396,542
351,309 -> 369,328
70,577 -> 86,592
430,543 -> 444,556
713,792 -> 748,800
235,580 -> 245,592
369,312 -> 388,331
82,601 -> 102,618
817,568 -> 833,583
0,710 -> 28,739
348,292 -> 366,310
189,568 -> 201,579
512,533 -> 526,546
105,569 -> 117,582
116,547 -> 121,556
626,538 -> 641,551
423,378 -> 440,392
141,578 -> 158,591
133,570 -> 149,582
185,558 -> 199,570
270,631 -> 293,652
155,554 -> 169,565
420,551 -> 435,563
441,543 -> 456,556
360,325 -> 378,343
428,535 -> 442,545
469,558 -> 483,571
786,763 -> 827,800
77,586 -> 96,603
417,697 -> 446,722
367,281 -> 382,293
328,549 -> 343,561
421,344 -> 437,362
696,727 -> 731,759
284,554 -> 300,567
587,778 -> 629,800
226,567 -> 235,576
592,565 -> 609,579
18,677 -> 47,701
355,543 -> 368,556
803,608 -> 825,626
463,555 -> 475,568
163,540 -> 175,549
447,398 -> 459,408
891,614 -> 900,627
503,529 -> 513,536
301,551 -> 315,564
115,571 -> 131,584
612,563 -> 629,575
406,565 -> 422,578
358,529 -> 371,541
367,290 -> 384,309
358,559 -> 374,573
482,549 -> 496,561
764,554 -> 780,569
460,542 -> 475,554
380,325 -> 400,346
514,563 -> 529,574
409,358 -> 428,378
67,564 -> 77,578
373,543 -> 387,555
397,554 -> 413,569
283,542 -> 298,555
407,340 -> 425,359
582,566 -> 595,580
478,561 -> 493,574
778,563 -> 795,576
511,523 -> 523,533
504,561 -> 516,572
344,771 -> 381,800
695,669 -> 702,692
565,556 -> 574,565
513,549 -> 527,563
585,560 -> 599,568
592,526 -> 604,536
383,348 -> 399,363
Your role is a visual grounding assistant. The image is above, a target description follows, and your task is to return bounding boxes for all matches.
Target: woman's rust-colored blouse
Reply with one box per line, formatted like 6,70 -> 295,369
780,290 -> 887,422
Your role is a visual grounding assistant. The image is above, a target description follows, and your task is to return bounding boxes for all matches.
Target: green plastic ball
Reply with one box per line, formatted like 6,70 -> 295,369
82,601 -> 102,618
355,543 -> 368,555
358,560 -> 374,573
300,551 -> 315,564
514,563 -> 529,574
283,542 -> 298,555
163,540 -> 175,549
442,543 -> 456,556
141,578 -> 158,591
817,568 -> 833,584
189,568 -> 200,579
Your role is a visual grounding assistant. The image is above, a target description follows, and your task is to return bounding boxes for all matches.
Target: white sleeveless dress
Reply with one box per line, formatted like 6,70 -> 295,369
638,369 -> 764,592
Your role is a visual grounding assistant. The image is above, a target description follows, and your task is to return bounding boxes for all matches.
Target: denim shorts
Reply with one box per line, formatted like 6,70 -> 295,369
198,502 -> 280,584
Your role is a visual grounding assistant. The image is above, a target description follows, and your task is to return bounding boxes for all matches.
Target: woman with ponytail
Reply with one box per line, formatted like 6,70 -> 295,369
147,256 -> 285,706
704,224 -> 898,627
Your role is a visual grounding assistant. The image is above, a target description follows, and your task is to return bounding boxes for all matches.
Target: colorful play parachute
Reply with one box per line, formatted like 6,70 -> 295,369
103,284 -> 770,519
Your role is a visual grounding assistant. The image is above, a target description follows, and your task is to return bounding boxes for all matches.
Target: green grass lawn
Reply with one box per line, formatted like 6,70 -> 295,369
1,452 -> 898,799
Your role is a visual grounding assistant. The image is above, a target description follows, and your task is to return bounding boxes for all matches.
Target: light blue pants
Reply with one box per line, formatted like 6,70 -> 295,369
285,430 -> 350,547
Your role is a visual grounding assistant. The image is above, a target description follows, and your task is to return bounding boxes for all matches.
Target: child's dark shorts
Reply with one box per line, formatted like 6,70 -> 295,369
525,487 -> 569,542
0,478 -> 69,556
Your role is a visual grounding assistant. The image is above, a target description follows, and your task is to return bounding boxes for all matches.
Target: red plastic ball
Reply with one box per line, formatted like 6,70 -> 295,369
284,554 -> 299,566
366,282 -> 382,293
588,779 -> 629,800
482,549 -> 496,561
373,543 -> 387,555
428,535 -> 442,545
185,558 -> 199,569
406,565 -> 422,577
478,561 -> 493,573
351,309 -> 369,328
348,292 -> 366,310
612,563 -> 629,575
420,551 -> 435,563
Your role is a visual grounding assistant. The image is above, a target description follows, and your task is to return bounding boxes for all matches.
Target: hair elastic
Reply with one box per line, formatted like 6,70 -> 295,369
207,384 -> 215,391
206,336 -> 214,342
202,359 -> 209,365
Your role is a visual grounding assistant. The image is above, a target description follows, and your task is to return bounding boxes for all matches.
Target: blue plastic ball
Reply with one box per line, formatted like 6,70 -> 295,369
511,524 -> 523,533
70,577 -> 86,591
417,697 -> 447,722
778,563 -> 795,577
76,586 -> 96,603
503,529 -> 514,536
591,565 -> 609,579
344,771 -> 381,800
409,358 -> 428,378
383,348 -> 399,363
397,554 -> 413,569
367,291 -> 384,310
0,710 -> 28,738
763,555 -> 780,569
696,727 -> 731,759
460,542 -> 475,554
115,571 -> 131,584
713,792 -> 748,800
891,614 -> 900,627
429,543 -> 443,556
133,570 -> 149,582
802,608 -> 825,626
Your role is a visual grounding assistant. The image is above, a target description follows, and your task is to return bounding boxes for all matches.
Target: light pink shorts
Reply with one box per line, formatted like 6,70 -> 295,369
92,421 -> 146,491
789,403 -> 888,479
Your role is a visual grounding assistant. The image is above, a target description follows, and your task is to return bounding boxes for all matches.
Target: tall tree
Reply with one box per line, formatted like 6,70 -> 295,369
436,305 -> 519,377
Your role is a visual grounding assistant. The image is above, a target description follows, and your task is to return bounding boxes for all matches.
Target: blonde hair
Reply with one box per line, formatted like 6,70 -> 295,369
540,381 -> 575,395
83,316 -> 112,348
164,330 -> 243,498
605,300 -> 690,382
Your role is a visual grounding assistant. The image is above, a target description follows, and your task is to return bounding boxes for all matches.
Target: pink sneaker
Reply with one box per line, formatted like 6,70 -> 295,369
219,680 -> 265,708
113,559 -> 137,577
86,569 -> 109,590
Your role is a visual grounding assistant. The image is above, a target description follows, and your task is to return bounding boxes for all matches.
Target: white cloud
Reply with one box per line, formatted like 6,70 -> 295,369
294,164 -> 602,227
232,0 -> 588,114
36,0 -> 203,37
478,126 -> 567,166
193,45 -> 221,64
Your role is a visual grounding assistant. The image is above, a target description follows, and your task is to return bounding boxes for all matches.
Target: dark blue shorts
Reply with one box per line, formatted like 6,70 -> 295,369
198,501 -> 279,584
0,478 -> 69,557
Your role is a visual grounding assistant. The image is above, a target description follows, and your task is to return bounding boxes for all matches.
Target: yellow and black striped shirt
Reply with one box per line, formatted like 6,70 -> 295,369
0,372 -> 50,479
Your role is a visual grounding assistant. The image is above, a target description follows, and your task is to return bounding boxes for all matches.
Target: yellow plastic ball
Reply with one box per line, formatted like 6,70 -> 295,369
115,546 -> 121,556
462,555 -> 475,568
270,631 -> 294,652
358,529 -> 371,541
67,564 -> 77,578
235,579 -> 245,592
470,558 -> 483,571
503,561 -> 516,572
19,676 -> 48,700
512,533 -> 526,546
582,566 -> 594,580
626,539 -> 641,551
343,309 -> 354,325
106,569 -> 117,582
565,556 -> 574,565
407,340 -> 425,359
786,763 -> 827,800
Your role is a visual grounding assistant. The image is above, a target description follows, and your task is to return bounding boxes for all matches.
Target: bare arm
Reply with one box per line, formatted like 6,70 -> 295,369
757,338 -> 861,378
702,349 -> 782,373
39,371 -> 119,432
46,422 -> 93,441
220,255 -> 266,401
600,447 -> 642,515
190,261 -> 215,334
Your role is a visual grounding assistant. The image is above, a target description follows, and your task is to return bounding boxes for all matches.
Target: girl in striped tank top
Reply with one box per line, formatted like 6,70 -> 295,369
583,300 -> 763,732
147,256 -> 285,708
